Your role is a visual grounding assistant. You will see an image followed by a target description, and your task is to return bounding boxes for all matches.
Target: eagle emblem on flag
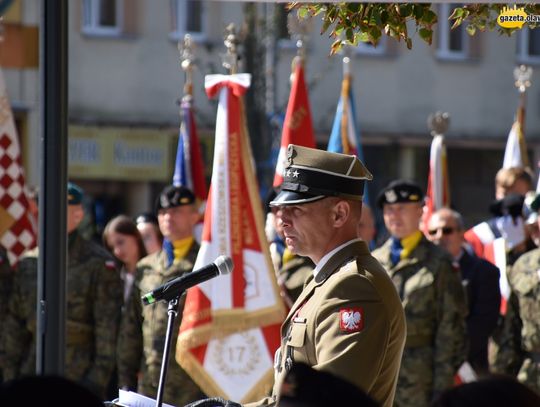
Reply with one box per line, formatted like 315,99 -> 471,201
339,307 -> 364,332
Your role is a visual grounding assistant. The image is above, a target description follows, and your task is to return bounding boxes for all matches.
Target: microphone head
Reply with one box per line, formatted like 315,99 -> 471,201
215,255 -> 233,275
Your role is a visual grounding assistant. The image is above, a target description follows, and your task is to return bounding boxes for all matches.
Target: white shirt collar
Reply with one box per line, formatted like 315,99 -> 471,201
312,238 -> 361,278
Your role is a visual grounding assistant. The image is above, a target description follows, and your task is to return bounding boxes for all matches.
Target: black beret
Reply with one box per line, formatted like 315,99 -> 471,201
67,182 -> 84,205
377,180 -> 424,208
155,185 -> 196,213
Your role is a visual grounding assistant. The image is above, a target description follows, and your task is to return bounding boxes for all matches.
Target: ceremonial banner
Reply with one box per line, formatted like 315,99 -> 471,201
177,73 -> 284,403
424,134 -> 450,229
327,70 -> 368,202
0,68 -> 36,265
273,60 -> 315,187
173,97 -> 208,241
502,115 -> 528,169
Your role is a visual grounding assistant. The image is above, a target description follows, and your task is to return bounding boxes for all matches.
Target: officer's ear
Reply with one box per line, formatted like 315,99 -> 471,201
331,200 -> 350,227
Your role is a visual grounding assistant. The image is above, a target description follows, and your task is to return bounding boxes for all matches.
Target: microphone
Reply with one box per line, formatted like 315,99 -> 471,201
141,255 -> 233,305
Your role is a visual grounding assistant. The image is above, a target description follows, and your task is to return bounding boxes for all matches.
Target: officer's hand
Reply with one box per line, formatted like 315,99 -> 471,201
183,397 -> 242,407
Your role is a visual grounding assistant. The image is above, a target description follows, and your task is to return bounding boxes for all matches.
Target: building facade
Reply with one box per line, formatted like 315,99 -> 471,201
3,0 -> 540,234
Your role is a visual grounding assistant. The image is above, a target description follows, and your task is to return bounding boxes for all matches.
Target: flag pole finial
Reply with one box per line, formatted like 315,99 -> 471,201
341,46 -> 353,77
428,111 -> 450,137
514,64 -> 533,95
179,34 -> 196,101
287,13 -> 312,70
222,23 -> 239,75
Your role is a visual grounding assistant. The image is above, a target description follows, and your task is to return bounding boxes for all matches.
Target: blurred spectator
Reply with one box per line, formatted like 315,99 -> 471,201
431,375 -> 540,407
0,375 -> 104,407
103,215 -> 147,304
494,167 -> 532,201
135,212 -> 163,255
0,245 -> 13,383
357,203 -> 377,246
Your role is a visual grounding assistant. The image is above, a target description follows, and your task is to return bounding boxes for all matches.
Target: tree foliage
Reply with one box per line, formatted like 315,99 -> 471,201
291,3 -> 540,54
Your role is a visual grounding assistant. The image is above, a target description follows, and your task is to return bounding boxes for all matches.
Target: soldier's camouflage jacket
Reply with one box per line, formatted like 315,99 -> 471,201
373,236 -> 467,407
117,241 -> 204,406
492,247 -> 540,393
2,231 -> 123,398
0,246 -> 13,382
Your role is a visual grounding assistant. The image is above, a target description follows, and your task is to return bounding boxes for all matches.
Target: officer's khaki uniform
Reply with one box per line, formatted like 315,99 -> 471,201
2,231 -> 123,398
117,242 -> 204,406
492,248 -> 540,393
248,240 -> 406,407
373,237 -> 467,407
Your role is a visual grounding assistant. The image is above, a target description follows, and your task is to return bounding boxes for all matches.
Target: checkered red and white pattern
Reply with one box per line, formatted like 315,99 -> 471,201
0,69 -> 36,266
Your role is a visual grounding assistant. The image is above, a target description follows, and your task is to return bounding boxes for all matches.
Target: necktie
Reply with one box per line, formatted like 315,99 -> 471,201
390,237 -> 402,266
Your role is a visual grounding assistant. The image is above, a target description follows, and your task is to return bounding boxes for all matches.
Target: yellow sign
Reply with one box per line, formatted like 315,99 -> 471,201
69,125 -> 175,181
497,5 -> 537,29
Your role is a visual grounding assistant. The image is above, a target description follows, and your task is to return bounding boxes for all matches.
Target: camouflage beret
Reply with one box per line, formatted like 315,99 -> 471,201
376,179 -> 424,208
270,144 -> 373,206
155,185 -> 196,213
67,182 -> 84,205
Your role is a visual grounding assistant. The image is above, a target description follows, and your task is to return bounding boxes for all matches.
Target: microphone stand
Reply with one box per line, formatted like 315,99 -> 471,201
155,297 -> 180,407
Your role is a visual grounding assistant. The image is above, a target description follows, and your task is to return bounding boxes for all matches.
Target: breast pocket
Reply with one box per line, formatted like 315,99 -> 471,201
288,322 -> 307,347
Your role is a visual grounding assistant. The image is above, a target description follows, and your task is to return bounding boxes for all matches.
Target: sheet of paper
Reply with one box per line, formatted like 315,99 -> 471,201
118,389 -> 176,407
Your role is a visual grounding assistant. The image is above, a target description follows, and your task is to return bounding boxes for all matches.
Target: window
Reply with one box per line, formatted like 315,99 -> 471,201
170,0 -> 206,42
82,0 -> 123,37
436,3 -> 470,60
355,36 -> 387,56
517,27 -> 540,64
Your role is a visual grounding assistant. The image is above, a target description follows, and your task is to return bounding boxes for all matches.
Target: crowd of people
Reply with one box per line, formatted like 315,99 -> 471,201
1,149 -> 540,406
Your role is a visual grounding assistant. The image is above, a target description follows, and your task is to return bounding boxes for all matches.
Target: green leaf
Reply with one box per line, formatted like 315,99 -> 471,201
466,25 -> 476,36
346,28 -> 354,43
419,28 -> 432,41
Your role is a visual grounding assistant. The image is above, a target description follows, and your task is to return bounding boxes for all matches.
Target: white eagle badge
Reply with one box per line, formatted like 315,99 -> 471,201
339,307 -> 364,333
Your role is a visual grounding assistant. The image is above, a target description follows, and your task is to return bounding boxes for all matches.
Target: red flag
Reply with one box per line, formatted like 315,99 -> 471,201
0,68 -> 36,265
273,60 -> 316,187
423,134 -> 450,232
176,73 -> 284,403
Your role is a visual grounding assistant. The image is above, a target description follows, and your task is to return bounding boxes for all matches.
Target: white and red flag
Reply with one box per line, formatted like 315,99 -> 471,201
0,68 -> 36,265
273,59 -> 316,187
502,106 -> 528,169
423,134 -> 450,231
176,73 -> 285,403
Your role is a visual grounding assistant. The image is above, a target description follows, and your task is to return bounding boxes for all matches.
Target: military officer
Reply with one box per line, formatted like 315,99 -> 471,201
0,245 -> 13,383
372,180 -> 467,407
491,192 -> 540,393
241,145 -> 406,407
2,183 -> 123,398
117,185 -> 204,406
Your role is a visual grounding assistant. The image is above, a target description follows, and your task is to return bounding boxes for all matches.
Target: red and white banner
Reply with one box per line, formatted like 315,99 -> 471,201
502,119 -> 527,169
176,73 -> 284,403
0,68 -> 36,265
464,225 -> 509,315
273,59 -> 316,187
424,134 -> 450,231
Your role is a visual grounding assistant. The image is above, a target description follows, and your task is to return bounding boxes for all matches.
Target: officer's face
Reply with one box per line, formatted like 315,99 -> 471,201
382,202 -> 423,239
158,205 -> 199,241
427,212 -> 463,258
278,198 -> 337,262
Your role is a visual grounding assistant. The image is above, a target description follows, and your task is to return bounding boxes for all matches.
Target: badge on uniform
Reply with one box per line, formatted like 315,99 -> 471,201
339,307 -> 364,333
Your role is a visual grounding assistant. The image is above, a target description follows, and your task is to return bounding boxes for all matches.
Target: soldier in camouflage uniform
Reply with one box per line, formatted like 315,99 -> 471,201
2,183 -> 123,399
491,193 -> 540,393
373,180 -> 467,407
0,245 -> 13,383
117,185 -> 205,406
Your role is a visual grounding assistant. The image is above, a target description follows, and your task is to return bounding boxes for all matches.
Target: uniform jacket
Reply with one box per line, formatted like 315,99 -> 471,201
459,248 -> 500,372
2,231 -> 123,397
117,241 -> 204,406
0,246 -> 13,381
373,236 -> 467,406
493,248 -> 540,393
248,239 -> 406,407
